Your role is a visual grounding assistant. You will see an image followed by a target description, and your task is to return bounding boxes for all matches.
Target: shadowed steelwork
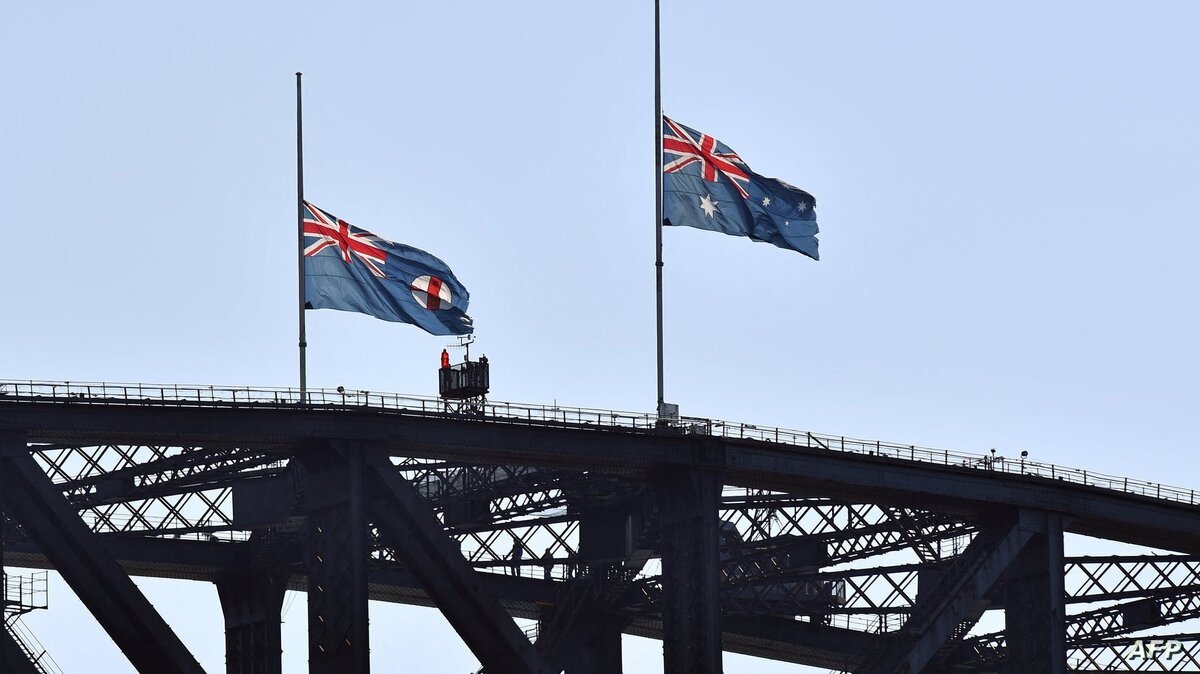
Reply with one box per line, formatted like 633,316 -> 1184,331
0,433 -> 205,674
3,380 -> 1200,672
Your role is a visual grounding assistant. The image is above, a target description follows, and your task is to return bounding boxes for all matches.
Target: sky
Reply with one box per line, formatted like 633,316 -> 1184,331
4,1 -> 1200,672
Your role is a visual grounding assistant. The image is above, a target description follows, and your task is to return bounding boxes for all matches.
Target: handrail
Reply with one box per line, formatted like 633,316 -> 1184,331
0,379 -> 1195,508
3,571 -> 48,615
5,616 -> 64,674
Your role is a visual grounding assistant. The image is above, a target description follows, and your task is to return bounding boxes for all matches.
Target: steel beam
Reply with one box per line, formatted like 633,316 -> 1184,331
567,509 -> 627,674
539,507 -> 631,674
297,448 -> 370,674
9,398 -> 1200,551
9,400 -> 1200,554
1068,632 -> 1200,670
720,615 -> 874,670
3,536 -> 242,582
537,589 -> 626,674
216,566 -> 288,674
859,514 -> 1035,674
1065,554 -> 1200,603
3,537 -> 559,620
723,443 -> 1200,554
655,467 -> 722,674
306,507 -> 367,674
0,434 -> 205,674
1003,513 -> 1065,673
363,453 -> 553,674
567,626 -> 622,674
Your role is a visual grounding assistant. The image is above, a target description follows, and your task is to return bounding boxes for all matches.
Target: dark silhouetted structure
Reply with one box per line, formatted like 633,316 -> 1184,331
3,380 -> 1200,673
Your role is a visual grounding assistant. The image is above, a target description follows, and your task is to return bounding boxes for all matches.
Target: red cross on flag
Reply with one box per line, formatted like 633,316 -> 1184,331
410,275 -> 452,310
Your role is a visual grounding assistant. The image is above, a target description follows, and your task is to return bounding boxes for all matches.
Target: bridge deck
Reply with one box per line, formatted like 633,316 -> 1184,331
2,379 -> 1199,552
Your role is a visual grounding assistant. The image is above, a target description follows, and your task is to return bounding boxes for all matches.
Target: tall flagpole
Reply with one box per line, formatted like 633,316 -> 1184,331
654,0 -> 665,417
296,72 -> 308,402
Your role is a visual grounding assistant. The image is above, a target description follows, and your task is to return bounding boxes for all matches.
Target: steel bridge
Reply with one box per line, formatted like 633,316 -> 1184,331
2,380 -> 1199,673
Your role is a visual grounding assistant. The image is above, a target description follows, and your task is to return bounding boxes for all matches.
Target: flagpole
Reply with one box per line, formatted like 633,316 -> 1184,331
654,0 -> 665,418
296,72 -> 308,403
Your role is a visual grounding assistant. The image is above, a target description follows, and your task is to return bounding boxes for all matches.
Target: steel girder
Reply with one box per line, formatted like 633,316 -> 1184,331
1066,554 -> 1200,603
533,506 -> 644,673
533,566 -> 632,672
956,555 -> 1200,669
1070,590 -> 1200,643
31,444 -> 282,540
364,451 -> 554,674
961,590 -> 1200,669
5,535 -> 883,669
295,447 -> 370,674
721,494 -> 976,564
0,434 -> 206,674
8,398 -> 1200,554
14,531 -> 1200,672
9,440 -> 1200,672
857,516 -> 1037,674
33,444 -> 281,499
1067,633 -> 1200,671
1001,513 -> 1067,673
215,563 -> 288,674
655,467 -> 723,674
720,563 -> 921,619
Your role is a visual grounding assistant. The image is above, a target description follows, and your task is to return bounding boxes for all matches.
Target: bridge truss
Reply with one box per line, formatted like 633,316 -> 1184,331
2,381 -> 1200,673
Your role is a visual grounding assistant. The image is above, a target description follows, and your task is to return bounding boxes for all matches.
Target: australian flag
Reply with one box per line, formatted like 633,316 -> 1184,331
663,116 -> 819,260
302,201 -> 473,336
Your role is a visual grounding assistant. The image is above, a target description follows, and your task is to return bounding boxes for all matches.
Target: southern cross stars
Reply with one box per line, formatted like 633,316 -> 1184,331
760,194 -> 810,214
700,194 -> 719,218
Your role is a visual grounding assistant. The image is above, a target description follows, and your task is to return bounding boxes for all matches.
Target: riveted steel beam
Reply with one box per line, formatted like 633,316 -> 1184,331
364,452 -> 553,674
858,514 -> 1035,674
655,467 -> 723,674
0,433 -> 205,674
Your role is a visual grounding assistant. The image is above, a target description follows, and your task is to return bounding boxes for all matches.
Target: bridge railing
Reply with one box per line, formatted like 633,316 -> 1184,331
0,379 -> 1195,508
3,571 -> 49,615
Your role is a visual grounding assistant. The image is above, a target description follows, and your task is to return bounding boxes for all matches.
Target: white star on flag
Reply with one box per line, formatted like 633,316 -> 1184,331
762,196 -> 771,207
700,194 -> 719,218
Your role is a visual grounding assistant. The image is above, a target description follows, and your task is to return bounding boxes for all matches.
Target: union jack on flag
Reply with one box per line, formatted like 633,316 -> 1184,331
663,117 -> 751,199
661,116 -> 819,260
302,201 -> 474,336
303,202 -> 388,278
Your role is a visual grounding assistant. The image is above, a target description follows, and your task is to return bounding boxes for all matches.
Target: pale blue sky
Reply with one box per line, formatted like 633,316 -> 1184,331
4,2 -> 1200,672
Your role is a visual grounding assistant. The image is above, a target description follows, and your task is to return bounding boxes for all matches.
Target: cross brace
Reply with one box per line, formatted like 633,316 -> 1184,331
858,515 -> 1036,674
364,453 -> 553,674
0,433 -> 205,674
